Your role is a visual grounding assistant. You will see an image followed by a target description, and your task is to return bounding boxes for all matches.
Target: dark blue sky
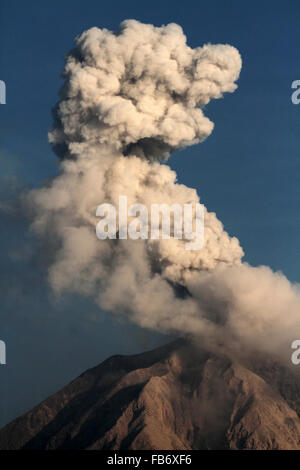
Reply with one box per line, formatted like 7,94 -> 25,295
0,0 -> 300,427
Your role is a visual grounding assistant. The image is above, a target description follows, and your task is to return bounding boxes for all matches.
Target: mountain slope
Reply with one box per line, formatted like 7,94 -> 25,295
1,339 -> 300,450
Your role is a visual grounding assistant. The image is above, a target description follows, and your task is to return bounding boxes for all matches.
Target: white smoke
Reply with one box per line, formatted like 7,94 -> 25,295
50,20 -> 241,161
25,20 -> 300,360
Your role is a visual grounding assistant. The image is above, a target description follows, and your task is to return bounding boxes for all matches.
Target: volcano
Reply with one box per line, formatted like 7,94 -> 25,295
1,339 -> 300,450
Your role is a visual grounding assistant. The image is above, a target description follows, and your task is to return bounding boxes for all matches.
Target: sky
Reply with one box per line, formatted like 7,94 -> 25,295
0,0 -> 300,427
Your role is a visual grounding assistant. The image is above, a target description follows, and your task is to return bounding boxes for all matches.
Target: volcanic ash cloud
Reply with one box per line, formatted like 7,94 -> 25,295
25,20 -> 300,360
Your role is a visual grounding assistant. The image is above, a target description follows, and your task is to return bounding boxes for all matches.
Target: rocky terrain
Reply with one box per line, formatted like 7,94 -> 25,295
1,338 -> 300,450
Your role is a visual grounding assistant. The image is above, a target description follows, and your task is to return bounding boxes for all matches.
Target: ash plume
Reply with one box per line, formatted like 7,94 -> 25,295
25,20 -> 300,361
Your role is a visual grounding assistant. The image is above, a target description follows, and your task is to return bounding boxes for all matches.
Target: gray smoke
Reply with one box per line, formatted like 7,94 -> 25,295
25,20 -> 300,360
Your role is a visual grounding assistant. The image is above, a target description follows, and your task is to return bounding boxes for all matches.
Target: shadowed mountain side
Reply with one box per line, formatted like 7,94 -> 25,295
1,338 -> 300,450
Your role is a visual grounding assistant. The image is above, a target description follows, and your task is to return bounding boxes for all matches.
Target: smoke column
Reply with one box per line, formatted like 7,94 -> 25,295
25,20 -> 300,360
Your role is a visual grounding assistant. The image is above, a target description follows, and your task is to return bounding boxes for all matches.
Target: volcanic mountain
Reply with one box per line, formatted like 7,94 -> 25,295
1,338 -> 300,450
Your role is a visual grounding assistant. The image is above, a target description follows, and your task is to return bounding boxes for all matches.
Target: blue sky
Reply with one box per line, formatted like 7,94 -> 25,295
0,0 -> 300,427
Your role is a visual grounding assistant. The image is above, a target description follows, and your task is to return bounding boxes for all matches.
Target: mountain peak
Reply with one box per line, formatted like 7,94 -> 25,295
1,339 -> 300,450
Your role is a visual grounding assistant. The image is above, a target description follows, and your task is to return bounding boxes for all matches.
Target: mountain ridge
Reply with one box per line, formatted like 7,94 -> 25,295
1,338 -> 300,450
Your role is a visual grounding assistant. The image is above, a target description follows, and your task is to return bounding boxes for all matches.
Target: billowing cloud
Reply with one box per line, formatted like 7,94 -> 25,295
50,20 -> 241,160
24,20 -> 300,361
